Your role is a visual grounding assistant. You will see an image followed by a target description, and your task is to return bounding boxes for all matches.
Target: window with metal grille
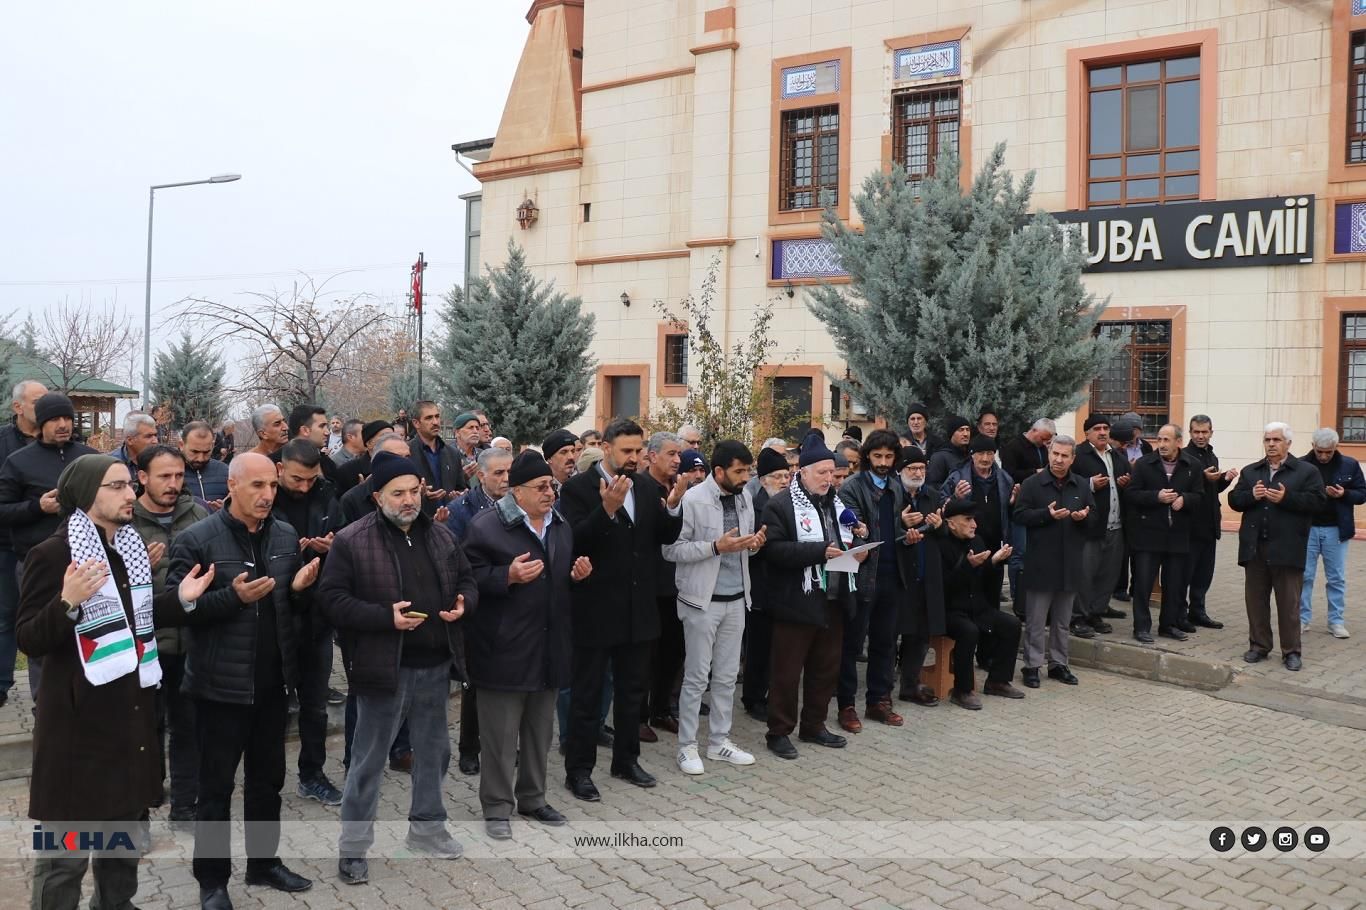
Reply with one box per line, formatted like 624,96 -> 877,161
1340,315 -> 1366,443
892,86 -> 960,194
780,105 -> 840,211
1351,32 -> 1366,165
1090,321 -> 1172,436
1086,55 -> 1200,208
663,333 -> 688,387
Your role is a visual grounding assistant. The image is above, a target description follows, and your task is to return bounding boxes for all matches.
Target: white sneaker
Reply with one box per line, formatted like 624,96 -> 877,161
1302,622 -> 1311,633
1330,623 -> 1350,639
676,744 -> 704,775
706,739 -> 756,766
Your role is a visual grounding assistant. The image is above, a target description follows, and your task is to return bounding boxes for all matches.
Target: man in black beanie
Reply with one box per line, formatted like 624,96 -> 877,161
904,403 -> 943,458
927,415 -> 973,487
542,429 -> 579,491
0,391 -> 95,702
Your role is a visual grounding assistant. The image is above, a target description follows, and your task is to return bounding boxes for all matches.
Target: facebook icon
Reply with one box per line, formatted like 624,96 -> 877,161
1209,826 -> 1235,853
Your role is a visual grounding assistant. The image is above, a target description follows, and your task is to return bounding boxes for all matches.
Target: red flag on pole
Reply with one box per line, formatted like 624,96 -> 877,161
411,256 -> 425,313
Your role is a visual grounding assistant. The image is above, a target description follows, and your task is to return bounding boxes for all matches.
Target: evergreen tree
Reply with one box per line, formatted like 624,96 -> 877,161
807,144 -> 1119,433
149,333 -> 228,428
433,240 -> 596,445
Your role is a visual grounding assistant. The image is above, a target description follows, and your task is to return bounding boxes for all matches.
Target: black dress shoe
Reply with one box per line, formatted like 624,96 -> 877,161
1113,591 -> 1132,602
797,728 -> 847,749
1089,619 -> 1113,634
1190,614 -> 1224,629
1243,649 -> 1268,663
1177,620 -> 1198,633
458,753 -> 480,776
338,857 -> 368,885
485,818 -> 512,840
1047,665 -> 1079,685
245,862 -> 312,893
565,775 -> 601,801
1284,653 -> 1303,671
1069,622 -> 1096,639
1021,668 -> 1040,688
519,804 -> 567,826
1135,631 -> 1155,643
744,702 -> 769,722
200,886 -> 234,910
1103,606 -> 1127,619
766,734 -> 798,759
1158,627 -> 1188,641
597,727 -> 615,748
610,762 -> 657,788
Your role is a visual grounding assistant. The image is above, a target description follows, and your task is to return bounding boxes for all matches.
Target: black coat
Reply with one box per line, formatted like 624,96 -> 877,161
334,451 -> 370,494
272,480 -> 343,639
1071,442 -> 1130,540
410,435 -> 468,514
1228,454 -> 1327,570
318,510 -> 478,694
558,464 -> 682,647
1000,433 -> 1048,486
637,471 -> 678,598
759,483 -> 856,627
749,486 -> 774,612
339,476 -> 377,527
0,438 -> 97,556
1013,469 -> 1095,593
17,524 -> 187,821
0,418 -> 35,549
164,506 -> 303,704
838,470 -> 907,599
938,532 -> 998,620
1122,451 -> 1204,553
1183,442 -> 1231,541
899,485 -> 947,637
927,446 -> 969,487
463,502 -> 575,692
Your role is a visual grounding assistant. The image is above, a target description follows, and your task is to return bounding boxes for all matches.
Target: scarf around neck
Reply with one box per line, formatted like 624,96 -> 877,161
788,475 -> 854,594
66,509 -> 160,688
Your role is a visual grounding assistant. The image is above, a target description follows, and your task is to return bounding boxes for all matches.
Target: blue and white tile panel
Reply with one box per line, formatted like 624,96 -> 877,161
893,40 -> 961,81
772,238 -> 848,280
1334,201 -> 1366,256
781,60 -> 840,99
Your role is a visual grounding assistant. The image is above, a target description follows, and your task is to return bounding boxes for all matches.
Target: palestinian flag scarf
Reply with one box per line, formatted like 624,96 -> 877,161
67,509 -> 161,688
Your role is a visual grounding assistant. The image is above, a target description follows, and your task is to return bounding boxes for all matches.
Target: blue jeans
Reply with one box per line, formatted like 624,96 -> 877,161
0,548 -> 18,694
1300,526 -> 1347,626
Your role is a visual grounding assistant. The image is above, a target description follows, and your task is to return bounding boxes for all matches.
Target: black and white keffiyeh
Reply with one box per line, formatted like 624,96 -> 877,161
67,509 -> 160,688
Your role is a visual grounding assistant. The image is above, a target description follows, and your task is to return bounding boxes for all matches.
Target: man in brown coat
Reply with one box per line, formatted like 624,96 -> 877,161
17,454 -> 214,910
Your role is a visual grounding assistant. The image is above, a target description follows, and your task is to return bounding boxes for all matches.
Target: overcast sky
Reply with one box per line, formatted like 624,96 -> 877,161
0,1 -> 522,390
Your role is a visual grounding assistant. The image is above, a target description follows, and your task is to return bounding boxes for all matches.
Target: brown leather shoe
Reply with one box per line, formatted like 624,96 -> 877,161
864,700 -> 904,726
911,684 -> 939,706
650,715 -> 680,735
638,723 -> 658,744
950,690 -> 983,710
983,681 -> 1026,699
388,752 -> 413,773
837,705 -> 863,734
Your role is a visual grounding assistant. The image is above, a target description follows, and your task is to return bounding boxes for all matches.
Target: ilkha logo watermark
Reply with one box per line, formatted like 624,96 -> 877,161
31,825 -> 137,853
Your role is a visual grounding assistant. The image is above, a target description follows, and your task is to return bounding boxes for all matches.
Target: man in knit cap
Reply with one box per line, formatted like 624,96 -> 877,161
927,415 -> 973,487
759,431 -> 867,760
18,454 -> 214,910
541,429 -> 579,491
0,391 -> 96,702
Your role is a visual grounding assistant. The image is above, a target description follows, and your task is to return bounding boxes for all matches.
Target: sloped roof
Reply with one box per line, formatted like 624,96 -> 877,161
5,351 -> 139,398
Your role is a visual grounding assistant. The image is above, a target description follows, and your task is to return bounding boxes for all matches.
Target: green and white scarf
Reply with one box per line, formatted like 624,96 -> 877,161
67,509 -> 161,688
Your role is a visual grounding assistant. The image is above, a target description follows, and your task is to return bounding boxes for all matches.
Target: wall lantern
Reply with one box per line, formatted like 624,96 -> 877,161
516,198 -> 539,229
620,292 -> 631,308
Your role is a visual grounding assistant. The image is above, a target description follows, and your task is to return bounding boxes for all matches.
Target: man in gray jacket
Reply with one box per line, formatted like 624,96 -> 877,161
662,441 -> 765,776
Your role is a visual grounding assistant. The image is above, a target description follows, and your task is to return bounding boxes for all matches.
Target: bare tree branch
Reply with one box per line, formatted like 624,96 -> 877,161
35,301 -> 138,394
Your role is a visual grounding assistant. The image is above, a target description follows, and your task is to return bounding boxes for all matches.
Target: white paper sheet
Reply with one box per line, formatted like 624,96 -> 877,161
824,540 -> 883,573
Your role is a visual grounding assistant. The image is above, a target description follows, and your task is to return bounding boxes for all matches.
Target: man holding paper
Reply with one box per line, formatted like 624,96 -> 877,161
759,431 -> 868,760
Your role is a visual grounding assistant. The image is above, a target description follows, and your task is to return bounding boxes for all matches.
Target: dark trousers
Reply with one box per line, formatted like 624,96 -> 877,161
565,641 -> 648,778
478,688 -> 555,820
1187,538 -> 1218,618
295,630 -> 332,781
1132,550 -> 1189,636
0,547 -> 18,695
741,608 -> 772,710
459,685 -> 479,757
1115,548 -> 1134,597
192,687 -> 288,889
31,831 -> 140,910
837,583 -> 898,709
642,595 -> 684,722
898,634 -> 931,695
15,556 -> 42,703
767,606 -> 844,738
156,652 -> 198,811
1245,542 -> 1303,657
945,610 -> 1021,693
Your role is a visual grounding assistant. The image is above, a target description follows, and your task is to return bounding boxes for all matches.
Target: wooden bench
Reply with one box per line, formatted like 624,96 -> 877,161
922,635 -> 956,700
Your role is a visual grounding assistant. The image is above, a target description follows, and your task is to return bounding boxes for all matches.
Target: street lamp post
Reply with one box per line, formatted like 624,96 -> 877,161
143,173 -> 241,408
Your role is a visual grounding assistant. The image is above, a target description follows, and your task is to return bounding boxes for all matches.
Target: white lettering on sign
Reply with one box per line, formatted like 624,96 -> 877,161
1079,218 -> 1162,264
1183,198 -> 1309,261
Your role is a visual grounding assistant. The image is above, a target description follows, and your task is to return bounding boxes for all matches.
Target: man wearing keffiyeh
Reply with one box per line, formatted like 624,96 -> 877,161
16,454 -> 214,910
758,431 -> 868,761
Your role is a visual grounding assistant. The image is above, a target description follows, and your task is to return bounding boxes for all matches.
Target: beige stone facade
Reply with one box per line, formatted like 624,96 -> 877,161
460,0 -> 1366,484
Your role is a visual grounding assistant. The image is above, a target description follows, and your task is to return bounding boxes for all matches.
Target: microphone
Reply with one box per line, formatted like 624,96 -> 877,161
839,508 -> 858,529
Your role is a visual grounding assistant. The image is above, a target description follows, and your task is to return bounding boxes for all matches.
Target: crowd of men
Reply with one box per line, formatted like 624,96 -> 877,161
0,377 -> 1361,910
